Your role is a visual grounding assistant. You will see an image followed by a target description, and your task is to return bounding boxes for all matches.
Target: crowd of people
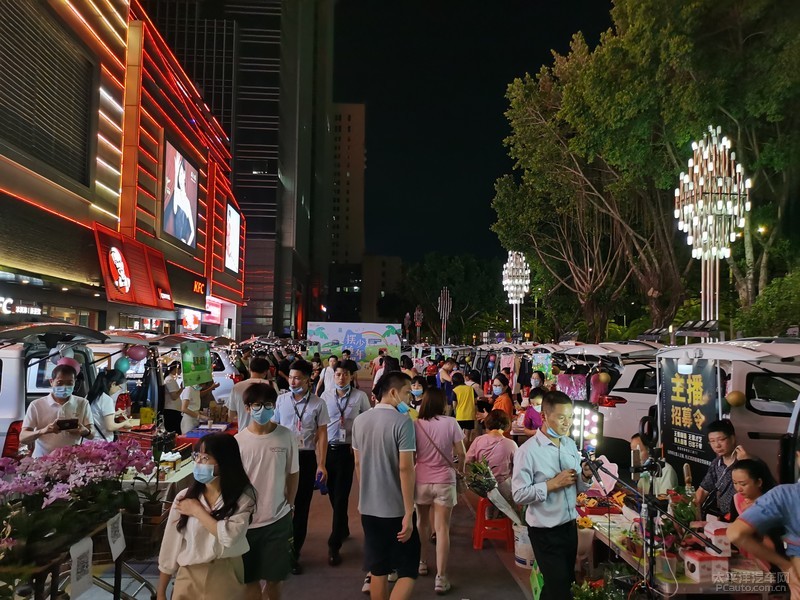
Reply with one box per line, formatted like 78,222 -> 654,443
16,351 -> 800,600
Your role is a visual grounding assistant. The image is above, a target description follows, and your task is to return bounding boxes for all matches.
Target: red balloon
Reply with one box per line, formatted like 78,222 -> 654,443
126,345 -> 148,361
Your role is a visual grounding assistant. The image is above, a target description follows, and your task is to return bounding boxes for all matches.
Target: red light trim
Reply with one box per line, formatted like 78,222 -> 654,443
136,205 -> 155,219
0,187 -> 92,230
166,260 -> 203,279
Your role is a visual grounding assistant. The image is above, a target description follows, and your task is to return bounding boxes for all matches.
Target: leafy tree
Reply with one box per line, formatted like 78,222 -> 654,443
733,269 -> 800,336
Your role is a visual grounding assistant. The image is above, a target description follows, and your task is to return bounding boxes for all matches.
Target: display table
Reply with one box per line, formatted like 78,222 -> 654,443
591,513 -> 774,598
175,423 -> 237,448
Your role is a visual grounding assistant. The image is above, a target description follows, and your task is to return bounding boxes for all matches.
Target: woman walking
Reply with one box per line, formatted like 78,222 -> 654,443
158,433 -> 256,600
414,388 -> 465,595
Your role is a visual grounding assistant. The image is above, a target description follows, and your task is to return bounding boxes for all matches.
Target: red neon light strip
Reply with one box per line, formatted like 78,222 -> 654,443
0,188 -> 92,229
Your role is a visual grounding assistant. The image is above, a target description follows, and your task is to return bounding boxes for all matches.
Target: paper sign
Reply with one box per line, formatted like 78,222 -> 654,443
70,537 -> 93,598
306,322 -> 402,364
180,341 -> 213,386
107,513 -> 126,561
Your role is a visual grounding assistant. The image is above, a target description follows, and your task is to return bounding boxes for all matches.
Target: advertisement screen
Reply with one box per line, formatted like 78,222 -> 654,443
225,204 -> 240,273
162,141 -> 198,249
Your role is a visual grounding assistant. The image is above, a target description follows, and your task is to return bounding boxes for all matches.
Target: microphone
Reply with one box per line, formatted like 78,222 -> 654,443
581,449 -> 605,493
631,448 -> 641,482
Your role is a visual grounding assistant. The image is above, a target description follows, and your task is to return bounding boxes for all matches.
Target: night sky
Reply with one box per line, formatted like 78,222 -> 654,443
334,0 -> 612,261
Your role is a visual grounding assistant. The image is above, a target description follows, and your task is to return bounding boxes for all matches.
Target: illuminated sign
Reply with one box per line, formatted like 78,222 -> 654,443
193,281 -> 205,295
162,141 -> 199,249
225,204 -> 241,273
182,309 -> 202,331
205,296 -> 222,325
0,297 -> 42,316
157,288 -> 172,301
108,246 -> 131,294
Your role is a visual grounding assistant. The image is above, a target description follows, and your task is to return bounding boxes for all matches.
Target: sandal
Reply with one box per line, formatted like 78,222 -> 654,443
418,560 -> 429,576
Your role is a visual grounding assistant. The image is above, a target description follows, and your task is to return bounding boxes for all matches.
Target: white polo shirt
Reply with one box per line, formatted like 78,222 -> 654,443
22,394 -> 93,458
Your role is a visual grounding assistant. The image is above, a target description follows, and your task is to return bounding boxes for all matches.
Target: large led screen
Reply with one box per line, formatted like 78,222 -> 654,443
225,204 -> 241,273
162,141 -> 198,249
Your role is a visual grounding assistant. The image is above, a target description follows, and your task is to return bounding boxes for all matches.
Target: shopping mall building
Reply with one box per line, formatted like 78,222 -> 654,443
0,1 -> 245,337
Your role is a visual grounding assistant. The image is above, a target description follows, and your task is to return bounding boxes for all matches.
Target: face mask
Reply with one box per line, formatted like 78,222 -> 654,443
290,386 -> 305,395
250,407 -> 274,425
492,386 -> 503,396
533,405 -> 542,413
193,384 -> 203,391
396,401 -> 410,415
546,425 -> 565,439
532,379 -> 542,387
193,463 -> 216,484
410,389 -> 423,397
53,385 -> 74,399
335,384 -> 351,393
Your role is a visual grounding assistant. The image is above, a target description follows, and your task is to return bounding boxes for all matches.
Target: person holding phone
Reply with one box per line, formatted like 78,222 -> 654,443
20,362 -> 94,458
694,419 -> 749,517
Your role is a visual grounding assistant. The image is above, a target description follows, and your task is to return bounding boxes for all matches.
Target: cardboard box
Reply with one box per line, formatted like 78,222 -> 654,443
684,549 -> 728,582
703,522 -> 732,557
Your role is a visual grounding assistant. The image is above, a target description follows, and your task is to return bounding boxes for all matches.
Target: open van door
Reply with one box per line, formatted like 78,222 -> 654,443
778,394 -> 800,484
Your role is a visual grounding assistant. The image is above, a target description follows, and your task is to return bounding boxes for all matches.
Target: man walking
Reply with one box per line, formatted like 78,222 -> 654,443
340,349 -> 360,388
352,371 -> 419,600
512,391 -> 593,600
227,357 -> 276,429
236,383 -> 299,600
272,359 -> 329,573
321,364 -> 371,565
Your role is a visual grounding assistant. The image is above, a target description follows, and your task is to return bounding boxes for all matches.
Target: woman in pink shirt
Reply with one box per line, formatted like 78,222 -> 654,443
414,388 -> 466,595
466,409 -> 518,506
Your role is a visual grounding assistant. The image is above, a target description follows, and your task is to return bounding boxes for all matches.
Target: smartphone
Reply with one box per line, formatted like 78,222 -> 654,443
56,418 -> 79,430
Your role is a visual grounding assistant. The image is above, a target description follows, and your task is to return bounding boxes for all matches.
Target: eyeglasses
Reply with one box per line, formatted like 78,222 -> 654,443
192,453 -> 214,464
249,403 -> 274,411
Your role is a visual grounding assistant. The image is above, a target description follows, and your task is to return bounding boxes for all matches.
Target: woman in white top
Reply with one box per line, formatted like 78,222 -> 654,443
158,433 -> 256,600
87,368 -> 134,441
163,361 -> 185,433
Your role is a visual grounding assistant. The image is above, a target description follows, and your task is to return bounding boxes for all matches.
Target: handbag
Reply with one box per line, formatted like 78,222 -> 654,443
416,419 -> 468,496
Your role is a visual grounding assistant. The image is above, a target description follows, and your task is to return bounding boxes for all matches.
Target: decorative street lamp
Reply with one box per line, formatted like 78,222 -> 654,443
502,251 -> 530,333
675,126 -> 751,322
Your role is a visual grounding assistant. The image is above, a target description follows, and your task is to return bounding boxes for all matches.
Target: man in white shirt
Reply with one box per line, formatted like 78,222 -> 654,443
227,357 -> 275,429
20,363 -> 93,457
315,355 -> 339,396
630,434 -> 678,496
320,365 -> 371,566
236,383 -> 299,600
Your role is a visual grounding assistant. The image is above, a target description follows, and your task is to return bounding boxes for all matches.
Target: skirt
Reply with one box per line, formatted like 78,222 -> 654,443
172,556 -> 246,600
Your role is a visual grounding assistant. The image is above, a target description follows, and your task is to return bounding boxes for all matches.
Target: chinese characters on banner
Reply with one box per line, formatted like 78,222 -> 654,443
660,358 -> 719,485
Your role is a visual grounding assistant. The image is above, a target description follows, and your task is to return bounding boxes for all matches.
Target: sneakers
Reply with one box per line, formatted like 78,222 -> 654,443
361,575 -> 371,594
434,574 -> 451,595
387,571 -> 398,583
418,560 -> 429,576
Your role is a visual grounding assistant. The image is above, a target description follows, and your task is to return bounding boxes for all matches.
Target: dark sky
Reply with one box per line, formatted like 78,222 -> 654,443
333,0 -> 612,262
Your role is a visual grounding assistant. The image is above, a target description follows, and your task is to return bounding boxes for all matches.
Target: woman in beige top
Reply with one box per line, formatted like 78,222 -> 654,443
158,433 -> 256,600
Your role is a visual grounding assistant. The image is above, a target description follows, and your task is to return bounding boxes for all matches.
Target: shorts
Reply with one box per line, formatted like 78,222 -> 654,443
415,482 -> 457,507
173,557 -> 245,600
242,512 -> 293,583
361,513 -> 421,579
457,419 -> 475,430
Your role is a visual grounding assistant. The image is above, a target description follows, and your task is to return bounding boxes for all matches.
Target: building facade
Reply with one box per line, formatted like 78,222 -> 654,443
0,0 -> 245,335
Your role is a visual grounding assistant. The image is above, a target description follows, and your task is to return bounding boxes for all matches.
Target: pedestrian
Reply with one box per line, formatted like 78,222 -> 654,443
372,357 -> 385,387
352,371 -> 420,600
370,349 -> 385,376
271,359 -> 329,573
320,364 -> 371,566
163,361 -> 185,433
466,410 -> 517,507
157,433 -> 256,600
340,349 -> 361,388
226,357 -> 276,430
437,359 -> 456,416
409,376 -> 427,410
490,374 -> 514,425
87,368 -> 134,441
511,391 -> 594,600
20,362 -> 94,457
414,388 -> 465,594
521,387 -> 545,438
276,350 -> 296,391
235,383 -> 299,600
694,418 -> 750,517
316,355 -> 338,396
451,372 -> 477,448
424,357 -> 438,387
400,355 -> 418,378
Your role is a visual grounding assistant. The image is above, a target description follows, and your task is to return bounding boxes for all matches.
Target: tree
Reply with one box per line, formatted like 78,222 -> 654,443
733,269 -> 800,336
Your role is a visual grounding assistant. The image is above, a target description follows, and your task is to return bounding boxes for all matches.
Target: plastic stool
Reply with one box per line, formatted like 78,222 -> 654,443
473,497 -> 514,551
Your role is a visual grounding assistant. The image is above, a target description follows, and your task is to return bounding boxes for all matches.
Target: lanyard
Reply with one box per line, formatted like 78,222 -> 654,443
337,390 -> 352,425
292,390 -> 311,432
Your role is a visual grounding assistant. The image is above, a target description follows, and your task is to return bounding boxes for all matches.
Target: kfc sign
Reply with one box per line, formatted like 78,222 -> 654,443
108,247 -> 131,294
0,297 -> 42,316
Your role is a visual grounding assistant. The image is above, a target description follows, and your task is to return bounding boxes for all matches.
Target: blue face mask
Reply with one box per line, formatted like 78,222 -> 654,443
396,401 -> 410,415
492,386 -> 503,396
546,425 -> 565,439
193,463 -> 216,484
250,407 -> 274,425
335,384 -> 351,393
290,386 -> 305,395
410,389 -> 423,397
53,385 -> 74,398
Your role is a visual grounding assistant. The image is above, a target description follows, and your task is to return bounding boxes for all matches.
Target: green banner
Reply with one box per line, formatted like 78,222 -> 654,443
180,341 -> 213,386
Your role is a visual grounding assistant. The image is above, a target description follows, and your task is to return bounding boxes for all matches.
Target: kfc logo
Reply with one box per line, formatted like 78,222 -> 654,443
108,246 -> 131,294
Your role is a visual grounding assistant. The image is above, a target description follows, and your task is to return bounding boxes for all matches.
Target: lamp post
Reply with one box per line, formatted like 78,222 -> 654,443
502,251 -> 530,333
675,126 -> 751,322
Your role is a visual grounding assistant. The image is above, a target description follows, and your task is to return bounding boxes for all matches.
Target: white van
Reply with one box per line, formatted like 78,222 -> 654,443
649,339 -> 800,483
0,320 -> 107,451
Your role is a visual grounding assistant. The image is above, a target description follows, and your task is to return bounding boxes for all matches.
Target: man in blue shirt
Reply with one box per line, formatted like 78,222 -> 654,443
512,391 -> 593,600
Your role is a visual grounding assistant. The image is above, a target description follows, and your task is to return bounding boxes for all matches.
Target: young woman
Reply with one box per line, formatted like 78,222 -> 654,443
490,374 -> 514,423
451,372 -> 477,447
521,387 -> 546,437
87,368 -> 134,441
466,410 -> 518,506
158,433 -> 256,600
410,375 -> 427,410
400,355 -> 418,378
414,389 -> 465,595
163,361 -> 185,433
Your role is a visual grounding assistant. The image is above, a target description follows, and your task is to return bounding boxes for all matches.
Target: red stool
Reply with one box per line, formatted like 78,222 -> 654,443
472,497 -> 514,551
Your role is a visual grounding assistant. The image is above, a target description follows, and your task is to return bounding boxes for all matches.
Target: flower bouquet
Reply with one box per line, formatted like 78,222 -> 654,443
464,459 -> 522,525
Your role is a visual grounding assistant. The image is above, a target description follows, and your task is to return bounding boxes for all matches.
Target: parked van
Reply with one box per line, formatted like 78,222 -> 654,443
0,319 -> 107,451
646,338 -> 800,484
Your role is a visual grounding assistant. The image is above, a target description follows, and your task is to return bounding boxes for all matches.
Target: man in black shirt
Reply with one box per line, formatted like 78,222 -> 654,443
277,350 -> 295,391
340,349 -> 360,388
